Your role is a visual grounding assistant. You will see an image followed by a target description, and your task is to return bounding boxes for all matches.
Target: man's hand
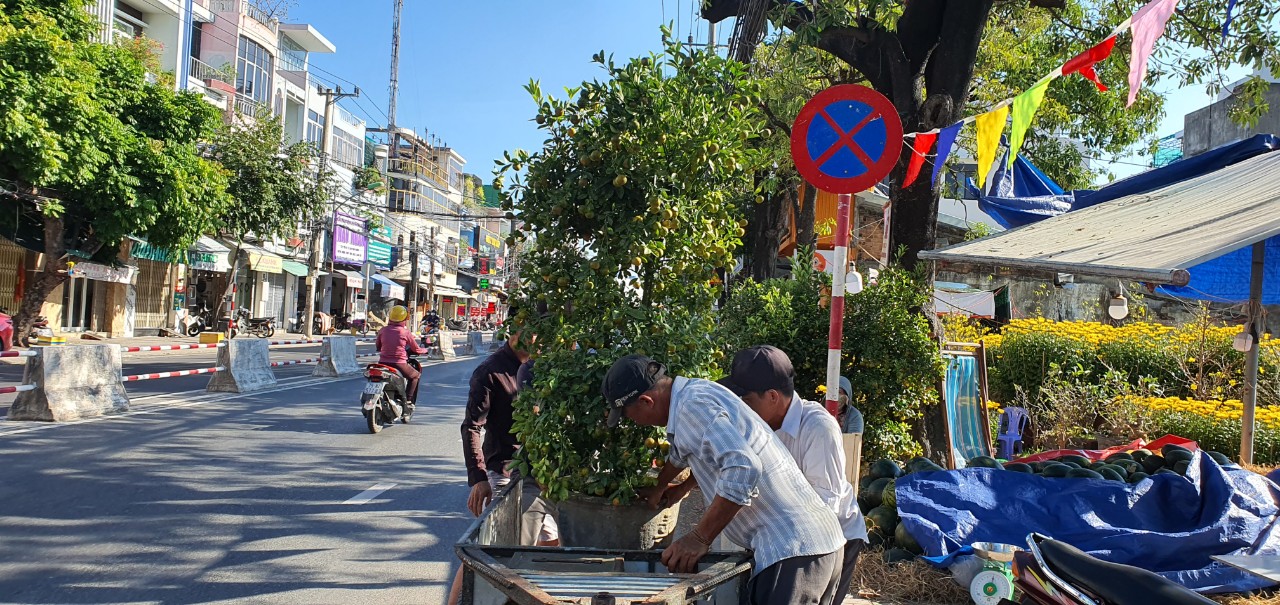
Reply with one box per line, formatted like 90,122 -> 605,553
661,533 -> 711,574
467,481 -> 493,517
636,484 -> 669,510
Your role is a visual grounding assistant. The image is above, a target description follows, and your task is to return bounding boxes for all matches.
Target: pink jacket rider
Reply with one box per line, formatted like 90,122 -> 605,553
376,321 -> 425,364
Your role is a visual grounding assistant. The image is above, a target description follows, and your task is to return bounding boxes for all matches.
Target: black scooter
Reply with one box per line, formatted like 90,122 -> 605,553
360,355 -> 419,434
1010,533 -> 1215,605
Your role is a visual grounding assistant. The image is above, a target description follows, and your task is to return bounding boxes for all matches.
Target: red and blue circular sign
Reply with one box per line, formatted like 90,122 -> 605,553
790,85 -> 903,194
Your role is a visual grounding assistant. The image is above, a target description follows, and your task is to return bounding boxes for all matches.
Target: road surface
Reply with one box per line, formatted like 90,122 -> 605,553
0,354 -> 483,604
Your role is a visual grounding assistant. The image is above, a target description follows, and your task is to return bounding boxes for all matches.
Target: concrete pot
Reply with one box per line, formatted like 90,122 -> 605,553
557,493 -> 681,550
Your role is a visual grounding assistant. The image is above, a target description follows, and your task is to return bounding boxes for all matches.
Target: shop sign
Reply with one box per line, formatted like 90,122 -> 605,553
367,226 -> 393,270
189,250 -> 230,272
487,302 -> 496,314
478,278 -> 489,289
70,262 -> 137,284
332,211 -> 368,266
248,251 -> 283,274
485,234 -> 501,248
470,306 -> 482,317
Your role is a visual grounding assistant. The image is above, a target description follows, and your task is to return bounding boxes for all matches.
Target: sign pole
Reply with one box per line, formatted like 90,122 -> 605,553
825,193 -> 853,415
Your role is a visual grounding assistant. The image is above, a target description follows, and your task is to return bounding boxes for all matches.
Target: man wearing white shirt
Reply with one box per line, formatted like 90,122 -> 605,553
722,345 -> 869,600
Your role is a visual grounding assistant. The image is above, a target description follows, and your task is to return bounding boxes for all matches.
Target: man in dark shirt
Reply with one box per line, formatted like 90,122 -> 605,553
460,325 -> 558,546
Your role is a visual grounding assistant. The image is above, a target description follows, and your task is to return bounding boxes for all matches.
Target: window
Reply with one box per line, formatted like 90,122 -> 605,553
306,110 -> 324,146
331,128 -> 363,169
279,36 -> 307,72
236,36 -> 274,104
113,2 -> 146,39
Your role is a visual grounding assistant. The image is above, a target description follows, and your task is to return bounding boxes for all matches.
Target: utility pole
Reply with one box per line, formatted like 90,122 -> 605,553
303,84 -> 360,339
427,226 -> 437,331
408,230 -> 420,331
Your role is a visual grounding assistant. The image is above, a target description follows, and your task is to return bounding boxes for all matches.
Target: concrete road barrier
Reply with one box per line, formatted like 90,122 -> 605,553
437,331 -> 457,360
313,336 -> 360,377
207,338 -> 277,393
7,345 -> 129,422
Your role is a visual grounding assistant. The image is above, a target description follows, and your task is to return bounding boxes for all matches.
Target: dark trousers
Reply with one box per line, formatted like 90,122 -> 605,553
745,548 -> 843,605
835,539 -> 866,601
389,362 -> 420,404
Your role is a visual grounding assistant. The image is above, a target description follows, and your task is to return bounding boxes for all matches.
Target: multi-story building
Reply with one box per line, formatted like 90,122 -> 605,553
15,1 -> 382,337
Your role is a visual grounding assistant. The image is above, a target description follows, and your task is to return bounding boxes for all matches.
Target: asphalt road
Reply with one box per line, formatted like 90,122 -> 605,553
0,355 -> 482,605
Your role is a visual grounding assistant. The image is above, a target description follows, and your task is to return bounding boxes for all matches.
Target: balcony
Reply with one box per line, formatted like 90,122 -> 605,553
189,57 -> 233,85
233,93 -> 268,117
244,2 -> 274,28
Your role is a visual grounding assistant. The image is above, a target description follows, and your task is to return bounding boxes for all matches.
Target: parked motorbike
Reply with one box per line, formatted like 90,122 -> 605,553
25,314 -> 52,346
183,305 -> 213,337
1011,533 -> 1214,605
234,308 -> 275,338
333,312 -> 370,335
446,317 -> 467,331
360,356 -> 420,433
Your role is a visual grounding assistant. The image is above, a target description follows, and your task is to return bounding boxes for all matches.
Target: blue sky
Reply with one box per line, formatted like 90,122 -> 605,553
289,0 -> 702,180
288,0 -> 1230,185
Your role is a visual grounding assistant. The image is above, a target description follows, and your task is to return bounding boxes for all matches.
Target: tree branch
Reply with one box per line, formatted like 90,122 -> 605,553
759,102 -> 793,137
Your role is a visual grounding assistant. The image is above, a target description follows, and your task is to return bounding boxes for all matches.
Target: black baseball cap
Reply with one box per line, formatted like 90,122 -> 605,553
728,345 -> 796,397
716,375 -> 745,396
602,354 -> 666,428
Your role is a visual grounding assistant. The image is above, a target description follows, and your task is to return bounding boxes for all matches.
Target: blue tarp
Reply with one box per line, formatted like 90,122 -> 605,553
1159,236 -> 1280,305
898,452 -> 1280,594
976,134 -> 1280,229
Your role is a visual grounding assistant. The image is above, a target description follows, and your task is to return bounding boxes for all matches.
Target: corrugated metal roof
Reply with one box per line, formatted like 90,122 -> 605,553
919,151 -> 1280,285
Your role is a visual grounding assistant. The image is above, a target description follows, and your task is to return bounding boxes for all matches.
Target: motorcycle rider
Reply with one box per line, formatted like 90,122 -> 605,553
374,305 -> 427,404
424,306 -> 441,330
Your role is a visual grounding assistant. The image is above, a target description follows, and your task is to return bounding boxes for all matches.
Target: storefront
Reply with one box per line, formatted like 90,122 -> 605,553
0,237 -> 27,313
241,243 -> 285,322
63,262 -> 138,335
186,236 -> 232,316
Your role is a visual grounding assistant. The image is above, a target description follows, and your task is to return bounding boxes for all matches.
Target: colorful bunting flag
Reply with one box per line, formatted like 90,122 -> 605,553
1008,78 -> 1052,168
904,132 -> 937,188
1128,0 -> 1180,107
975,105 -> 1009,191
1063,37 -> 1117,92
1223,0 -> 1239,42
931,123 -> 963,187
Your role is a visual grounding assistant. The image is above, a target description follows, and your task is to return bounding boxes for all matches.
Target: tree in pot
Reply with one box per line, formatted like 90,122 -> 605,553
500,34 -> 762,547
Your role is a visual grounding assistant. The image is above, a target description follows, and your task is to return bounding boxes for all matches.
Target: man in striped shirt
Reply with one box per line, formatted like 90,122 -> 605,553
602,355 -> 846,605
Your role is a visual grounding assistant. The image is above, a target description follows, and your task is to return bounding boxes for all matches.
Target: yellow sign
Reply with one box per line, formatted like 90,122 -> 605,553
248,251 -> 283,274
485,234 -> 501,248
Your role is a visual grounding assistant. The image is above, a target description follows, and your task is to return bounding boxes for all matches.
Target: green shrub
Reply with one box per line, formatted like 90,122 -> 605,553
989,331 -> 1095,405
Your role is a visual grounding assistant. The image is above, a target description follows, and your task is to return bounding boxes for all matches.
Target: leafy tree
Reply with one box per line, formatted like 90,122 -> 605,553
707,0 -> 1280,268
206,108 -> 330,320
500,35 -> 763,504
0,0 -> 231,337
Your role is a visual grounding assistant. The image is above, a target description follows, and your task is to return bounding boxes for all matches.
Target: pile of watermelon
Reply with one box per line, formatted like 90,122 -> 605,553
856,444 -> 1232,563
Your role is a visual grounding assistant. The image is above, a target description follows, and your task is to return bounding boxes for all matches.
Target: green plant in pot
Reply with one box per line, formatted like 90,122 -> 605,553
498,33 -> 762,548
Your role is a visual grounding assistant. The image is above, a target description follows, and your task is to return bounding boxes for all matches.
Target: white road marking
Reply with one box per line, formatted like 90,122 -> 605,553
344,483 -> 397,505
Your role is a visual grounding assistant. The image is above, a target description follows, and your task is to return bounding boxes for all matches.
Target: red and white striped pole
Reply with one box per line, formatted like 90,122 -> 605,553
824,193 -> 854,416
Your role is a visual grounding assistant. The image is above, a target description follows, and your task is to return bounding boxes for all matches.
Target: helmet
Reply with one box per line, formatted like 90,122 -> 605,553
388,305 -> 409,322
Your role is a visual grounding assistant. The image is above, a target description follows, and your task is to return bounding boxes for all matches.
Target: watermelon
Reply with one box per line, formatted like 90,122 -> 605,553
1131,449 -> 1153,461
968,456 -> 1001,469
859,477 -> 892,511
870,459 -> 904,481
1099,464 -> 1128,480
881,479 -> 897,509
866,506 -> 899,543
1173,460 -> 1191,476
1098,467 -> 1125,482
1003,462 -> 1034,473
895,521 -> 923,555
1066,468 -> 1104,480
1163,447 -> 1194,466
1127,471 -> 1150,483
1156,468 -> 1181,477
883,548 -> 915,563
1207,451 -> 1232,465
1105,452 -> 1133,463
1061,455 -> 1091,467
1141,454 -> 1166,474
1041,464 -> 1071,478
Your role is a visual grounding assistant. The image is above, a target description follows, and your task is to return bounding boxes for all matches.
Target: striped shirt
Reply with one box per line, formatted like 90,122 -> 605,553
777,394 -> 869,543
665,377 -> 845,575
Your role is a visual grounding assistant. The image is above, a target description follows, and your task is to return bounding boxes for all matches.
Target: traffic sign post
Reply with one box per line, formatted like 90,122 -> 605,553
790,84 -> 903,416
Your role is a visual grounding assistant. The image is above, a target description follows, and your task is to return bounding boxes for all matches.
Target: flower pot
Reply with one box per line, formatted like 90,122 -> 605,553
556,493 -> 681,550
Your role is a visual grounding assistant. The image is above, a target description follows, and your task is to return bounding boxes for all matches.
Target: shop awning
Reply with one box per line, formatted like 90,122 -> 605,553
219,240 -> 284,275
188,236 -> 231,273
370,274 -> 405,300
432,285 -> 474,300
281,260 -> 309,277
333,269 -> 366,288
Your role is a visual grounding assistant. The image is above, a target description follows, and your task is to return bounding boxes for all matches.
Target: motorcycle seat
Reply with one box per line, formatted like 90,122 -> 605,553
1038,539 -> 1215,605
366,363 -> 404,378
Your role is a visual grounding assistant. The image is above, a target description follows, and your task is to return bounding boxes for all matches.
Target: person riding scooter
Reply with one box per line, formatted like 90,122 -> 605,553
375,305 -> 427,405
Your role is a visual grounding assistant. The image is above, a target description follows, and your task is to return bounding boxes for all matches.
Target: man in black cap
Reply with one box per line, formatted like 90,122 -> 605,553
721,345 -> 868,602
602,355 -> 846,605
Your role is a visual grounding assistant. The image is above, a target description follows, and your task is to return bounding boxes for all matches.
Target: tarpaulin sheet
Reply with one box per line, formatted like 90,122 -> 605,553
945,355 -> 989,465
1158,235 -> 1280,305
898,452 -> 1280,593
972,134 -> 1280,230
1013,435 -> 1198,464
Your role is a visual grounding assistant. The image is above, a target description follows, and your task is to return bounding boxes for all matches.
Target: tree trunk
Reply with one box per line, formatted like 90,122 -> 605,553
217,239 -> 243,336
886,164 -> 940,268
796,184 -> 817,252
749,191 -> 784,281
14,215 -> 70,345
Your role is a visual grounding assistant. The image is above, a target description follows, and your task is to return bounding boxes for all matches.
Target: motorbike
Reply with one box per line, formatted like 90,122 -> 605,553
446,317 -> 467,331
420,326 -> 441,357
333,312 -> 370,335
234,308 -> 275,338
1011,533 -> 1214,605
360,355 -> 419,433
24,314 -> 52,346
183,305 -> 213,337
